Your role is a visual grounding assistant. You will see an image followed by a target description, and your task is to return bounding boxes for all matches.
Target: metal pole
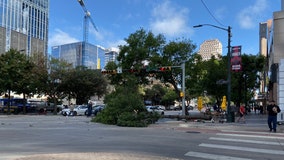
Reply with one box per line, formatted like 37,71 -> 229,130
227,26 -> 232,122
182,62 -> 186,116
193,24 -> 232,122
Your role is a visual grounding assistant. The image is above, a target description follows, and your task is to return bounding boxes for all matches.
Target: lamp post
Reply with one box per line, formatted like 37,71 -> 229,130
193,24 -> 233,122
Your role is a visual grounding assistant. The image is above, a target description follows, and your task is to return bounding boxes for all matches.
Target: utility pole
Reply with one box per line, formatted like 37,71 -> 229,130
172,61 -> 186,116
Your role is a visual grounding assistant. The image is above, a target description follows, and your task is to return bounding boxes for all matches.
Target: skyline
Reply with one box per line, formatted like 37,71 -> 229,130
49,0 -> 281,55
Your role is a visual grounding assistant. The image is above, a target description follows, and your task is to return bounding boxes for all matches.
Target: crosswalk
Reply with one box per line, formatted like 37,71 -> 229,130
185,130 -> 284,160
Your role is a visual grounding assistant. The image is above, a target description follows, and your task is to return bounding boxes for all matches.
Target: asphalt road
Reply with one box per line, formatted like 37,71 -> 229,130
0,113 -> 284,160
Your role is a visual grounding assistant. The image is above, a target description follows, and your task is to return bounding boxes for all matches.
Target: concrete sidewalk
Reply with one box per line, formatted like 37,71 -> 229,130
154,113 -> 284,133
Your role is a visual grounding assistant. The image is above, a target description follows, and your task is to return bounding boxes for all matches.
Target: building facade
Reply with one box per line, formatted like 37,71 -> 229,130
198,39 -> 222,61
0,0 -> 49,56
267,0 -> 284,106
258,20 -> 272,106
105,49 -> 119,68
51,42 -> 106,69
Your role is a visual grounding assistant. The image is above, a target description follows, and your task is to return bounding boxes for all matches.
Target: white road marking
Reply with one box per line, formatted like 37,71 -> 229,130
199,143 -> 284,155
216,133 -> 284,140
185,151 -> 252,160
221,130 -> 284,136
209,137 -> 284,145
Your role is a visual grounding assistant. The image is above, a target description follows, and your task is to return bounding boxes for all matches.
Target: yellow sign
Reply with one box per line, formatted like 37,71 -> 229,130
97,58 -> 100,69
180,92 -> 184,97
221,96 -> 227,111
197,97 -> 203,111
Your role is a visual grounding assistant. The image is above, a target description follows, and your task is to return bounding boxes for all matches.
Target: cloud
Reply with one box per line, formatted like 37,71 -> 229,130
237,0 -> 268,29
150,0 -> 192,37
49,29 -> 79,47
106,39 -> 127,49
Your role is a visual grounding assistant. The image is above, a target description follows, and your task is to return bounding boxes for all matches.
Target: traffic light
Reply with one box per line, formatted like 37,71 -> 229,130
101,70 -> 117,74
127,69 -> 139,73
158,67 -> 171,72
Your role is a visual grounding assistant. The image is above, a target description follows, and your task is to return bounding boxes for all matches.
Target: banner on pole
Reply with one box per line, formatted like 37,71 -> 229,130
231,46 -> 242,72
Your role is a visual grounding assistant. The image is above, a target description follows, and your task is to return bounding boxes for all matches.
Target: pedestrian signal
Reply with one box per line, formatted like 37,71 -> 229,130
101,70 -> 117,74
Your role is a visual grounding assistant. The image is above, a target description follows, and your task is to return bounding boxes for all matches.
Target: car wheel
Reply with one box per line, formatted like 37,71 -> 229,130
39,108 -> 44,113
73,111 -> 77,116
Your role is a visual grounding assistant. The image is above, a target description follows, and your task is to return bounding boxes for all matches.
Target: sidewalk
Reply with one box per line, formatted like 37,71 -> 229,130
154,113 -> 284,133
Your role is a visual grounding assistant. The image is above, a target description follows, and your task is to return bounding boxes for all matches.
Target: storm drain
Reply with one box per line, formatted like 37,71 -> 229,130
186,131 -> 200,134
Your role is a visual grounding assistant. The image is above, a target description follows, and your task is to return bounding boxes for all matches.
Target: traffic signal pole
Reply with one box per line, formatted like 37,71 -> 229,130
172,61 -> 186,116
181,62 -> 186,116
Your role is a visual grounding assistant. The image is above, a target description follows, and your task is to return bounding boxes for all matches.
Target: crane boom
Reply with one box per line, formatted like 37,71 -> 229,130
77,0 -> 98,43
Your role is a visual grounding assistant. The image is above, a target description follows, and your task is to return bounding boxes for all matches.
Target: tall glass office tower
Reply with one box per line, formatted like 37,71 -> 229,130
51,42 -> 106,70
0,0 -> 49,56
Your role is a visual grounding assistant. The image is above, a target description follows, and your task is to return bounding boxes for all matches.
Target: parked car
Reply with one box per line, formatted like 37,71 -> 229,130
27,99 -> 59,113
155,105 -> 166,110
73,105 -> 88,116
146,105 -> 164,115
86,104 -> 105,116
61,108 -> 71,116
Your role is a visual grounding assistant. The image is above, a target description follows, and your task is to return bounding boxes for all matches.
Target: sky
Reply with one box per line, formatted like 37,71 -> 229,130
49,0 -> 281,55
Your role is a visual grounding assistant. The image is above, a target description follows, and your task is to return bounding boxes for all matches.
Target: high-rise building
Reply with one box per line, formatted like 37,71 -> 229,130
51,42 -> 106,69
0,0 -> 49,56
258,20 -> 273,105
198,39 -> 222,61
105,49 -> 119,68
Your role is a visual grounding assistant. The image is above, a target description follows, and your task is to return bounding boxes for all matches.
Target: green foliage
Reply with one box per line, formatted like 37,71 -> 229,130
230,54 -> 266,105
161,89 -> 178,106
144,84 -> 166,105
62,66 -> 107,104
93,76 -> 160,127
0,49 -> 37,113
0,49 -> 32,93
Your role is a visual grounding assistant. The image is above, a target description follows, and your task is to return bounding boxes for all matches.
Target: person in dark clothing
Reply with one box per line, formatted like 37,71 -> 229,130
87,100 -> 93,117
267,100 -> 281,132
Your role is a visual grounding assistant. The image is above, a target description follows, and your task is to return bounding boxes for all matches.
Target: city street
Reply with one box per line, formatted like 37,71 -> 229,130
0,113 -> 284,160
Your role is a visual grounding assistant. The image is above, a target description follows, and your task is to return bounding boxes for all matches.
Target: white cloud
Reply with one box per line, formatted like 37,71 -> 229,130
150,0 -> 192,37
107,39 -> 126,48
237,0 -> 268,29
49,29 -> 79,47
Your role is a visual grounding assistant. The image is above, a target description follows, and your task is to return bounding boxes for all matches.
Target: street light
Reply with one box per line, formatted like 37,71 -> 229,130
193,24 -> 233,122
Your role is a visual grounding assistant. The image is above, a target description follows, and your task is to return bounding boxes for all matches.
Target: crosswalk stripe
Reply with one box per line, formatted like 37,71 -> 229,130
221,130 -> 284,136
199,143 -> 284,155
185,151 -> 252,160
216,133 -> 284,139
209,137 -> 284,145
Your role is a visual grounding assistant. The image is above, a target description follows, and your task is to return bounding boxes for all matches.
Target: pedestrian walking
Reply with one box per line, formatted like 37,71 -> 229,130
267,100 -> 281,132
237,104 -> 246,123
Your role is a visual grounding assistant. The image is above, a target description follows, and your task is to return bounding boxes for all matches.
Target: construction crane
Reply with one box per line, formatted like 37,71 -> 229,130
77,0 -> 98,44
